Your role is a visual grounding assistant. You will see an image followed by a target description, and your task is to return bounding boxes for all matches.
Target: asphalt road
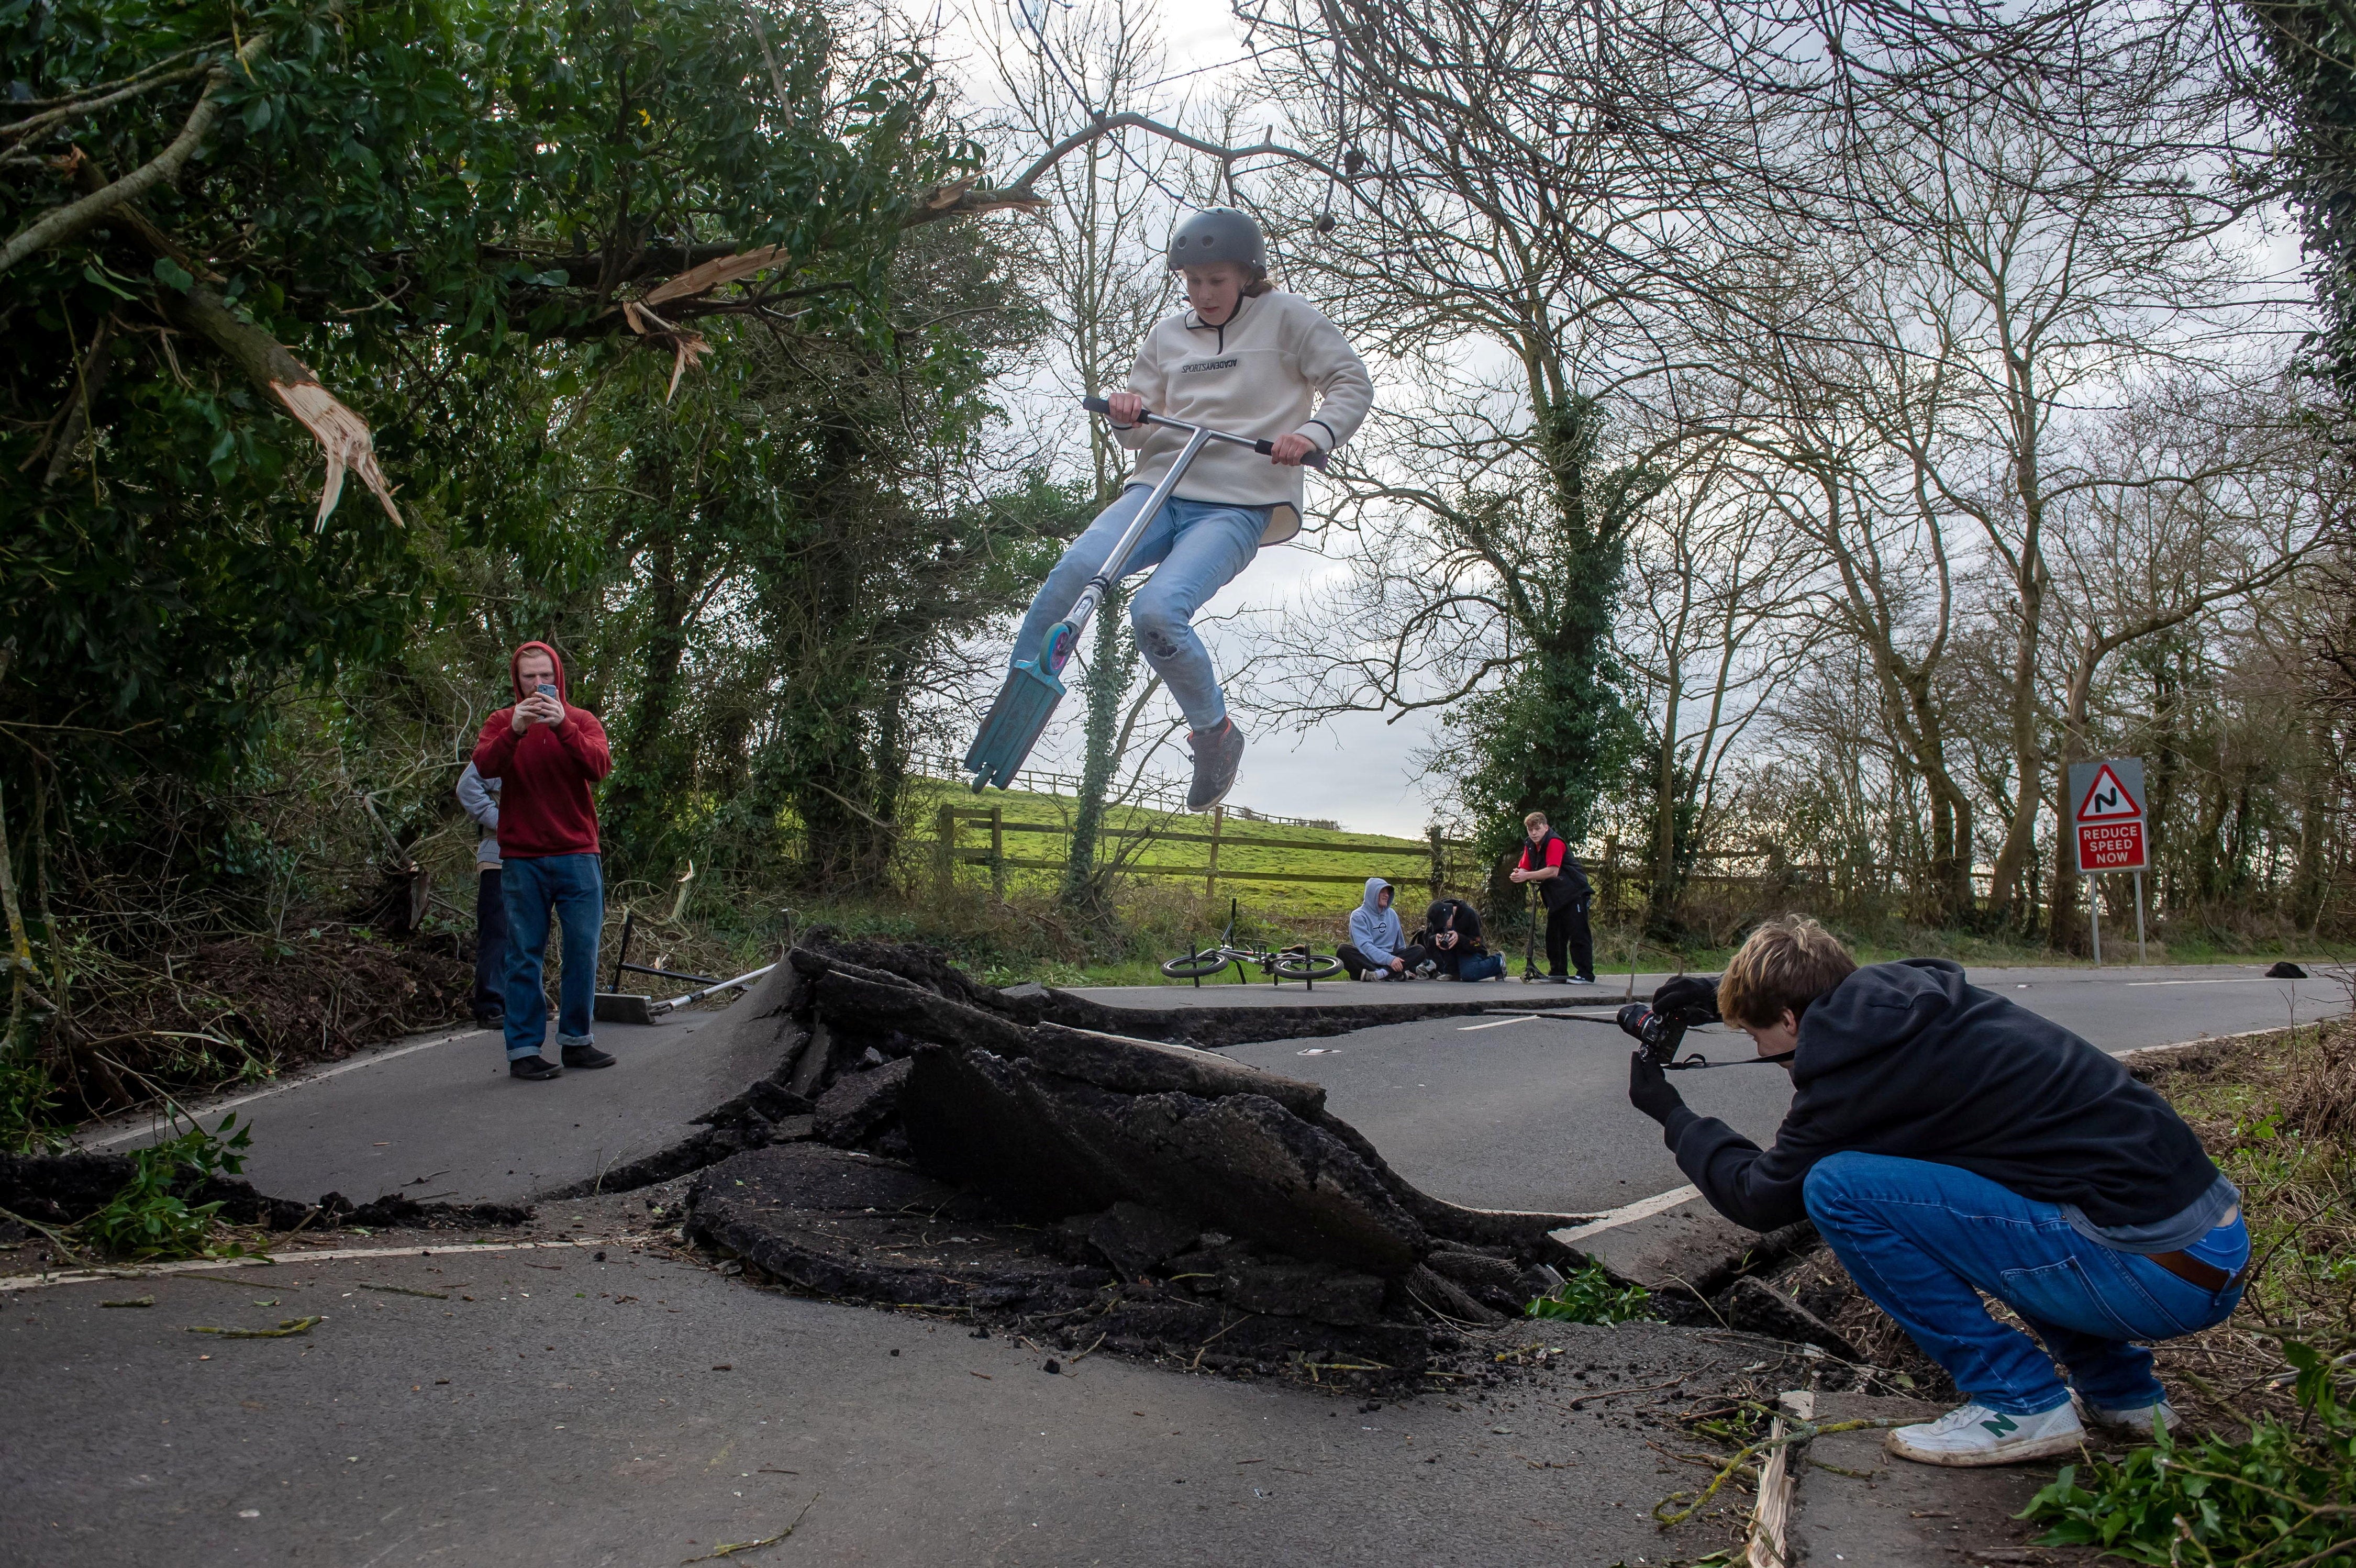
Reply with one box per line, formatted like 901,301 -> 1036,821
81,1010 -> 735,1208
78,962 -> 2345,1219
1141,961 -> 2349,1216
0,1236 -> 1760,1567
20,959 -> 2337,1567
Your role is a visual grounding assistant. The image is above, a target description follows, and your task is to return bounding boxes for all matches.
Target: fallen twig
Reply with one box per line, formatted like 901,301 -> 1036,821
1654,1410 -> 1915,1529
101,1295 -> 154,1308
682,1493 -> 819,1562
355,1282 -> 448,1299
186,1315 -> 322,1338
1568,1373 -> 1689,1409
0,1202 -> 105,1271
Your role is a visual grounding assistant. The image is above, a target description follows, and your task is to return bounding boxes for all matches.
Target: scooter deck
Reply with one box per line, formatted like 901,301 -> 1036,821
964,657 -> 1067,790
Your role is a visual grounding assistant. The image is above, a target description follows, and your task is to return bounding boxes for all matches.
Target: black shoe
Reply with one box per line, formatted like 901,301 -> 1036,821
474,1013 -> 505,1030
1186,718 -> 1247,813
561,1042 -> 616,1070
1540,973 -> 1570,984
1573,974 -> 1598,985
510,1055 -> 562,1081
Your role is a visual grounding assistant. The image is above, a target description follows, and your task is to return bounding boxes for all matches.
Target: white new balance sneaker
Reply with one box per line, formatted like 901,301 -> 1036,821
1361,969 -> 1390,982
2077,1396 -> 2181,1440
1884,1400 -> 2087,1467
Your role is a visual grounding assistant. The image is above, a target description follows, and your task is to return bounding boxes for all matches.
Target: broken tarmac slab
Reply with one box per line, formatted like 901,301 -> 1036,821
653,933 -> 1616,1376
794,930 -> 1510,1049
1551,1185 -> 1814,1298
686,1142 -> 1432,1370
1786,1391 -> 2096,1566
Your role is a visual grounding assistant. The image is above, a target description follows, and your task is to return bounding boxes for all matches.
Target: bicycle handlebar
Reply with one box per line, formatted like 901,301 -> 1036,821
1082,396 -> 1330,470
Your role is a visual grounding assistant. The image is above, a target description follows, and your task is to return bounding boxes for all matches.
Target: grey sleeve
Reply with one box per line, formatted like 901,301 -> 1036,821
455,762 -> 499,833
1288,302 -> 1374,452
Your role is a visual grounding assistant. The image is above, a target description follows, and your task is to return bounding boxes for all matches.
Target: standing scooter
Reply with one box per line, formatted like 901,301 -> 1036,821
962,397 -> 1327,792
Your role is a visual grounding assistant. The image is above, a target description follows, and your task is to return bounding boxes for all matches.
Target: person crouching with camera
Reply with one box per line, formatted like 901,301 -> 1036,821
1624,916 -> 2245,1467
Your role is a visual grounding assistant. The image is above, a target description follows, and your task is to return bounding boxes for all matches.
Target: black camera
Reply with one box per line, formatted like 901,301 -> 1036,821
1617,1002 -> 1688,1064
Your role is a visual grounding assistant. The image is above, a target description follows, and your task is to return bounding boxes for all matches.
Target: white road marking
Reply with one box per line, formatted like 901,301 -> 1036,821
1,1237 -> 621,1294
1549,1184 -> 1702,1246
77,1025 -> 495,1150
1457,1016 -> 1544,1031
2126,978 -> 2297,987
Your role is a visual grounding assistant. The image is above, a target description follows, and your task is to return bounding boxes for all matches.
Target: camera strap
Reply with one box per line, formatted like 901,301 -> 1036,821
1665,1049 -> 1795,1072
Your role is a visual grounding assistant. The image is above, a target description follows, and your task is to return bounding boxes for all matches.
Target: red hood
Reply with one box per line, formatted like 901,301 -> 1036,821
510,641 -> 569,703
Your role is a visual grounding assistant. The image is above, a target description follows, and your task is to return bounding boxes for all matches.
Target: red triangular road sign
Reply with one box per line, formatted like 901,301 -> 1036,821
2077,763 -> 2142,821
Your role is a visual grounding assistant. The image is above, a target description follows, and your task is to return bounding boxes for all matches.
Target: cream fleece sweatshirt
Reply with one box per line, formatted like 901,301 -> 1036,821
1114,290 -> 1373,543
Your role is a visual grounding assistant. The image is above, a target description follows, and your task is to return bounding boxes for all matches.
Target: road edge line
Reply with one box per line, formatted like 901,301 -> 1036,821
0,1237 -> 627,1294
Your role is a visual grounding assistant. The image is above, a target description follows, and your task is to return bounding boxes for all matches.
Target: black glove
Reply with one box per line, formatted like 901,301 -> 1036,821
1628,1050 -> 1687,1125
1652,973 -> 1723,1024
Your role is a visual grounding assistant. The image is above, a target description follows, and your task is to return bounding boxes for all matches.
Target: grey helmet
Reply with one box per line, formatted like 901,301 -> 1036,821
1166,208 -> 1266,272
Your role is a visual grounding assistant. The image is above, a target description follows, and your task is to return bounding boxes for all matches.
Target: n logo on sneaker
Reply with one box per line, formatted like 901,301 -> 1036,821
1979,1414 -> 2020,1437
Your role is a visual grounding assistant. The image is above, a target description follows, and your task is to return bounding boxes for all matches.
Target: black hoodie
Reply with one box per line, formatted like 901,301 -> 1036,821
1665,959 -> 2220,1232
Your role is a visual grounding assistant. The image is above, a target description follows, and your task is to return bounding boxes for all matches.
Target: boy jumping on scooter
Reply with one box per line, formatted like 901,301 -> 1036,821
1009,209 -> 1374,811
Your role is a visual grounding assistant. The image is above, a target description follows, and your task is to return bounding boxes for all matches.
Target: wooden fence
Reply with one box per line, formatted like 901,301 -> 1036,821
916,756 -> 1339,831
936,807 -> 2001,920
936,803 -> 1473,902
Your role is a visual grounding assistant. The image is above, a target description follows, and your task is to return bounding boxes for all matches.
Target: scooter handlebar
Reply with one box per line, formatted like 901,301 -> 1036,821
1081,397 -> 1329,470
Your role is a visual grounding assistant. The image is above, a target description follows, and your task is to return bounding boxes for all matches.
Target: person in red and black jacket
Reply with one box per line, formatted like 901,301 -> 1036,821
470,641 -> 614,1081
1508,810 -> 1596,984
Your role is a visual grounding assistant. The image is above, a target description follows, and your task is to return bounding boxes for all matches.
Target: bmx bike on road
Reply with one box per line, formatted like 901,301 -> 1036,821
1161,899 -> 1347,989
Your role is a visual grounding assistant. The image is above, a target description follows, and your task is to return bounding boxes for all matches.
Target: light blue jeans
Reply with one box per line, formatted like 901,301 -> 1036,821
1012,485 -> 1269,731
501,853 -> 603,1062
1803,1152 -> 2246,1415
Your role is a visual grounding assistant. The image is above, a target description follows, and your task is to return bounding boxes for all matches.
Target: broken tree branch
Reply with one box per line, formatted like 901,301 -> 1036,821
59,148 -> 401,529
161,283 -> 401,527
0,32 -> 266,278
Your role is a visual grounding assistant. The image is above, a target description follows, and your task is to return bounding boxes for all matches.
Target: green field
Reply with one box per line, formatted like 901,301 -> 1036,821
906,776 -> 1475,925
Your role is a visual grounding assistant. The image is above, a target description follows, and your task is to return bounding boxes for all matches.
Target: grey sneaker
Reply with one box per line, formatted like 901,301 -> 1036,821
2077,1395 -> 2180,1440
1186,718 -> 1246,812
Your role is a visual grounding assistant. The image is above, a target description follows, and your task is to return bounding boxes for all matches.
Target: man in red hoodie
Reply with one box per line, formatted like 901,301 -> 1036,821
470,642 -> 614,1080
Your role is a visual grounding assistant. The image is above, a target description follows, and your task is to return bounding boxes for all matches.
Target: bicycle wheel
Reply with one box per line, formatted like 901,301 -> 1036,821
1273,952 -> 1346,982
1161,949 -> 1236,980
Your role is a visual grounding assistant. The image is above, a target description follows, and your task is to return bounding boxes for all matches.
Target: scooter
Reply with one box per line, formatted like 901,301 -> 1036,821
961,397 -> 1328,792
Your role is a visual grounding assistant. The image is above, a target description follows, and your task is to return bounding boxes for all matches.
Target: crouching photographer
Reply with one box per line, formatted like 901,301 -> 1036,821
1624,916 -> 2246,1467
1417,897 -> 1505,982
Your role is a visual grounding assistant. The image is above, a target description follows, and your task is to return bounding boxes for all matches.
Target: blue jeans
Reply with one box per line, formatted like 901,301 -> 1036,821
500,853 -> 603,1061
1012,485 -> 1269,731
1803,1152 -> 2244,1415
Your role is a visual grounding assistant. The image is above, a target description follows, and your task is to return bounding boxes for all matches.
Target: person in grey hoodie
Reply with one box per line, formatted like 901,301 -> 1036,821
454,761 -> 506,1028
1339,877 -> 1428,981
1010,209 -> 1373,813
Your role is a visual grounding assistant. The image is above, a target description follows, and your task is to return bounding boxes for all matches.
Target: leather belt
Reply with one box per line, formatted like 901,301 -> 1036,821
2142,1249 -> 2249,1294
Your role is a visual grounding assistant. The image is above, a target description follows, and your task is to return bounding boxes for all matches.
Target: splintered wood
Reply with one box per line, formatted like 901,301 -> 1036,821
270,378 -> 402,528
1748,1389 -> 1813,1568
619,301 -> 710,403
